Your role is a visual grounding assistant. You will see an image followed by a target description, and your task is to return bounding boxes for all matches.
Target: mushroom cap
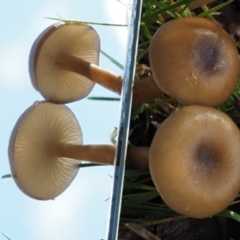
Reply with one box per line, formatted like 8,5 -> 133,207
149,105 -> 240,218
29,22 -> 100,103
8,101 -> 82,200
149,17 -> 240,107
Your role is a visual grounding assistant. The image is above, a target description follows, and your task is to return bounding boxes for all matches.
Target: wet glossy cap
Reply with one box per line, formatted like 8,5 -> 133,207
149,17 -> 240,106
149,105 -> 240,218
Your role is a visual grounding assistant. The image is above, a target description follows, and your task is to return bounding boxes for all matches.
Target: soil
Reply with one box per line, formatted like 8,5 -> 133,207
119,216 -> 227,239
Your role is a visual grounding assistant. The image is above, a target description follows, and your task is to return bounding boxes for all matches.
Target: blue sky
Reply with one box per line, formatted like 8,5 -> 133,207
0,0 -> 129,239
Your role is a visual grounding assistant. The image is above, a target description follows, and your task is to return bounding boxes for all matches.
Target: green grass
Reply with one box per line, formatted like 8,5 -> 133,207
121,170 -> 240,222
45,17 -> 127,27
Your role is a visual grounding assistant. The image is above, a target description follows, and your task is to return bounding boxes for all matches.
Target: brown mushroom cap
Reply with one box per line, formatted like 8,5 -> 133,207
8,101 -> 82,200
29,22 -> 99,103
149,17 -> 240,107
8,101 -> 116,200
149,105 -> 240,218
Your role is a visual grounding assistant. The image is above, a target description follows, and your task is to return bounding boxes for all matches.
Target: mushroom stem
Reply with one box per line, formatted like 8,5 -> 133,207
56,51 -> 123,94
126,147 -> 150,170
47,141 -> 151,168
188,0 -> 216,10
57,52 -> 164,103
132,75 -> 164,103
46,142 -> 116,165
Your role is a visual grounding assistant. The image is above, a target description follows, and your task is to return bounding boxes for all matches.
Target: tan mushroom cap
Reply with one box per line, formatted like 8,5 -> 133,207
149,105 -> 240,218
8,101 -> 82,200
149,17 -> 240,107
29,22 -> 100,103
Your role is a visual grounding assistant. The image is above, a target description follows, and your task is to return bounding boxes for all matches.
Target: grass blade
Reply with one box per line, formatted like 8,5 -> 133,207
101,50 -> 124,70
2,174 -> 11,179
88,97 -> 120,101
45,17 -> 127,27
1,233 -> 11,240
218,209 -> 240,222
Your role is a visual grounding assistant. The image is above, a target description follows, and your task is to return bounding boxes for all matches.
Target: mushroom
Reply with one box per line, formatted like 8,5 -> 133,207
135,17 -> 240,106
29,22 -> 170,104
8,101 -> 116,200
29,18 -> 240,105
8,101 -> 148,200
149,105 -> 240,218
29,22 -> 123,103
